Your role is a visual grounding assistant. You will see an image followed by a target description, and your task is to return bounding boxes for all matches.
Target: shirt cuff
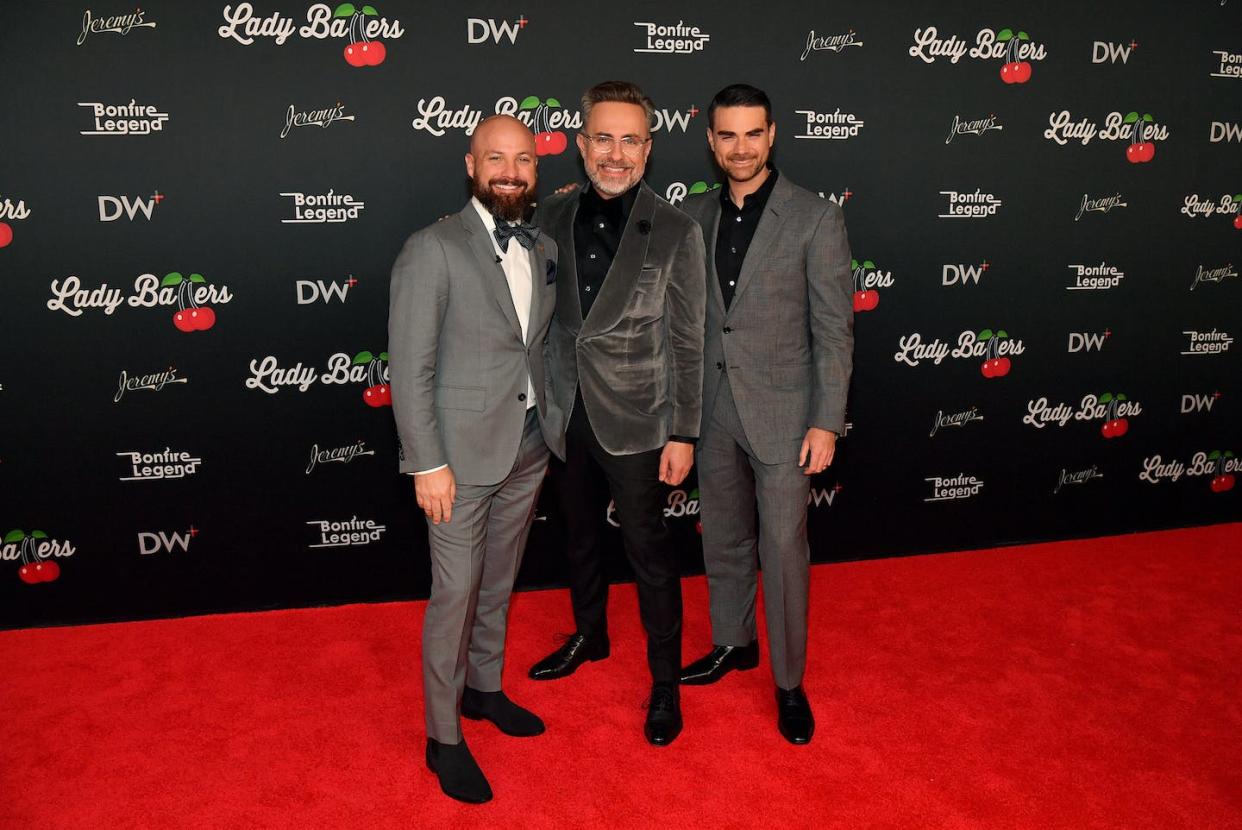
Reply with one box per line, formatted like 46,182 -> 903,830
413,464 -> 448,475
668,435 -> 698,445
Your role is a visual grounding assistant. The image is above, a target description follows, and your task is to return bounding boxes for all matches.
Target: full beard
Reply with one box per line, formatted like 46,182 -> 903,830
473,177 -> 535,222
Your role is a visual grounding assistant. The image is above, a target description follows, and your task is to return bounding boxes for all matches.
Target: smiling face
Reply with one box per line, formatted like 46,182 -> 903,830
707,105 -> 775,185
465,115 -> 538,221
577,101 -> 652,198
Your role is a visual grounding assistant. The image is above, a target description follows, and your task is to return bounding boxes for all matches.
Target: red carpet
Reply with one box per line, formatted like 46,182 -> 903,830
2,524 -> 1241,829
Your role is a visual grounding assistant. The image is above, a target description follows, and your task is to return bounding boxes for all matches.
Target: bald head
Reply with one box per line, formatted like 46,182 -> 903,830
466,115 -> 538,222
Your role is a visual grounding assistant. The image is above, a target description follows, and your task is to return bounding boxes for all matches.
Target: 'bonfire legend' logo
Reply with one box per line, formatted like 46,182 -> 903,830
632,20 -> 710,54
79,100 -> 169,136
5,529 -> 76,584
924,474 -> 984,502
1181,330 -> 1233,355
307,517 -> 386,548
280,190 -> 365,223
118,449 -> 202,481
1067,263 -> 1124,290
939,190 -> 1002,218
794,109 -> 864,140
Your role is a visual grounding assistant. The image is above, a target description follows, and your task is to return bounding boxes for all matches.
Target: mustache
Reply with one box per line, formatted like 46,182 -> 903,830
487,177 -> 528,189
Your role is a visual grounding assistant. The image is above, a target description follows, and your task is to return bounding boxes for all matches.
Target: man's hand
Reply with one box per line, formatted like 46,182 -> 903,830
798,428 -> 837,476
414,467 -> 457,524
554,182 -> 580,196
659,441 -> 695,486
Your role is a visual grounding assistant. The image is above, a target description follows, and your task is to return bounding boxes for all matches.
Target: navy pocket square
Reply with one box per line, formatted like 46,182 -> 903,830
546,258 -> 557,284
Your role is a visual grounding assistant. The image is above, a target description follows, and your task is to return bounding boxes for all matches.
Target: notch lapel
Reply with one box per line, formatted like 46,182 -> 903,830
728,176 -> 792,314
460,203 -> 524,343
701,197 -> 726,315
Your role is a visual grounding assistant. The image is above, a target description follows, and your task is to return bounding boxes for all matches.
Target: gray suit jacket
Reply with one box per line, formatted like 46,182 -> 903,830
387,202 -> 559,485
537,180 -> 707,457
681,175 -> 854,465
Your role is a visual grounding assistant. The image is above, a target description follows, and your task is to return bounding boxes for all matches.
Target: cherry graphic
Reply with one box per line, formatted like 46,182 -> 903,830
1234,215 -> 1242,231
978,329 -> 1011,378
9,529 -> 56,585
0,221 -> 12,248
355,350 -> 392,407
850,259 -> 880,313
1097,392 -> 1130,438
997,29 -> 1033,85
1208,451 -> 1235,492
1124,113 -> 1156,164
338,4 -> 386,67
695,520 -> 703,535
522,96 -> 567,156
165,272 -> 215,332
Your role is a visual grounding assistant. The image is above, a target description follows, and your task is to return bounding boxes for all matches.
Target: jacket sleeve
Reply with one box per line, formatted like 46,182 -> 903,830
806,202 -> 855,433
387,230 -> 450,473
666,218 -> 708,439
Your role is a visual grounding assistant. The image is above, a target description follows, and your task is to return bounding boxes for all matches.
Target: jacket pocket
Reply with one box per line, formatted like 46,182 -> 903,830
435,385 -> 486,411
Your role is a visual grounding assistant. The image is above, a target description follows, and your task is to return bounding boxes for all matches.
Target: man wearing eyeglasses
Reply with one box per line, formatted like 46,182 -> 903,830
528,80 -> 707,748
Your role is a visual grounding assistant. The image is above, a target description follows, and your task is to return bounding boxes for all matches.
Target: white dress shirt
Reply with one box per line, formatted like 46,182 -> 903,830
415,198 -> 536,475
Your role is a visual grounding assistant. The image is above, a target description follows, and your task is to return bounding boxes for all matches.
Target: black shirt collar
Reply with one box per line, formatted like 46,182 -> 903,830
720,166 -> 779,213
580,181 -> 640,227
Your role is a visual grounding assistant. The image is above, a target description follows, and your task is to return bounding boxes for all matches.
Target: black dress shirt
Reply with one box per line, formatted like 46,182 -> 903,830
574,183 -> 638,319
572,183 -> 695,445
716,167 -> 779,309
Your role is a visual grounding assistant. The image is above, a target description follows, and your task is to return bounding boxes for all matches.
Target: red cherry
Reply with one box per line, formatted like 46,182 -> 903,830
173,310 -> 194,332
1101,420 -> 1115,438
1211,475 -> 1227,493
377,384 -> 392,406
362,385 -> 383,407
1014,61 -> 1032,83
1000,62 -> 1017,84
852,291 -> 866,312
549,131 -> 568,154
995,357 -> 1011,376
19,565 -> 39,584
343,43 -> 365,67
535,132 -> 554,156
1233,215 -> 1242,230
695,520 -> 703,535
1222,474 -> 1236,491
195,306 -> 216,331
0,222 -> 12,248
1140,142 -> 1155,163
364,40 -> 386,65
863,290 -> 880,311
39,560 -> 60,582
1113,417 -> 1129,437
1126,144 -> 1143,164
981,360 -> 995,378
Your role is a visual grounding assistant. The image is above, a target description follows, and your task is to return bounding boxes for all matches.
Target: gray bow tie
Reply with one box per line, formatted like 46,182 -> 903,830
493,220 -> 538,251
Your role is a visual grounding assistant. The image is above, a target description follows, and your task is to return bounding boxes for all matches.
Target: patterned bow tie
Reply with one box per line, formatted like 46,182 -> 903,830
493,220 -> 539,251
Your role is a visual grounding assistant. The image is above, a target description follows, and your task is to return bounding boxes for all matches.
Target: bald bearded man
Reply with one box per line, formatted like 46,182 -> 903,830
388,115 -> 560,804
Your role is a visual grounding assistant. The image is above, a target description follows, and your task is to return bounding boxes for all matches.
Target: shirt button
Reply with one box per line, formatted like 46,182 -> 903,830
723,326 -> 732,333
729,281 -> 735,286
730,247 -> 737,253
598,223 -> 606,229
735,216 -> 742,223
585,286 -> 592,292
589,253 -> 597,259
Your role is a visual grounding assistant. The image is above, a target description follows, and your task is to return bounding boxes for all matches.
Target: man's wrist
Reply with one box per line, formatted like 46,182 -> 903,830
668,435 -> 698,446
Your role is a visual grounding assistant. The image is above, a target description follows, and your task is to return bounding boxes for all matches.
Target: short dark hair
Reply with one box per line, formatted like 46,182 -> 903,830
708,84 -> 772,128
581,80 -> 655,129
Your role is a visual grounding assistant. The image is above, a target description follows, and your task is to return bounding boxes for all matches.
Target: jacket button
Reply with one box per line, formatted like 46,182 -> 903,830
715,361 -> 724,370
518,393 -> 527,402
723,326 -> 733,334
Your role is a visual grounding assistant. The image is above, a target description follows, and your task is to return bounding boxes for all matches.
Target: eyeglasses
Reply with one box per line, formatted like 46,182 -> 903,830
581,133 -> 651,155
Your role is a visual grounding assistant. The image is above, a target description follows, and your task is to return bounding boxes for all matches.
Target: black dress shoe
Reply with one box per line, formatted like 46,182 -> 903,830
426,738 -> 493,804
679,640 -> 760,685
643,682 -> 683,746
528,633 -> 610,680
461,687 -> 545,737
776,685 -> 815,745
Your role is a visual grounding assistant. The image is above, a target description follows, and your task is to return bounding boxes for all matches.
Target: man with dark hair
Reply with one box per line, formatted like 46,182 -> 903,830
388,115 -> 559,803
528,80 -> 707,747
678,84 -> 854,745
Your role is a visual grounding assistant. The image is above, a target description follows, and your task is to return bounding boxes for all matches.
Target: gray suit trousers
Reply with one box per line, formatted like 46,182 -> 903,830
697,372 -> 812,690
423,408 -> 548,744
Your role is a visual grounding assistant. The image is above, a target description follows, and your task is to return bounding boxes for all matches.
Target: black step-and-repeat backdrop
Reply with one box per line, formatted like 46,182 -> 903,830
2,1 -> 1240,629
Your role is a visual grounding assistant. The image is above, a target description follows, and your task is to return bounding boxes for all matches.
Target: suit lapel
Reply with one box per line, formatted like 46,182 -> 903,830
729,176 -> 791,314
527,236 -> 552,345
549,195 -> 584,335
581,181 -> 656,337
700,197 -> 726,315
460,203 -> 523,343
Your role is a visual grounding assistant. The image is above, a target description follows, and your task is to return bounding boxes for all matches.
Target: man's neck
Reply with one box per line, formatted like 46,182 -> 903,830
727,166 -> 771,208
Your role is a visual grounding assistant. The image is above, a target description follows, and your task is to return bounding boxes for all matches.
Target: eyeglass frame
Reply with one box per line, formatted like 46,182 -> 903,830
579,132 -> 652,155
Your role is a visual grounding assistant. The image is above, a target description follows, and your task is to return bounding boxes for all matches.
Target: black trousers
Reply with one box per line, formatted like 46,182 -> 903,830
556,393 -> 683,684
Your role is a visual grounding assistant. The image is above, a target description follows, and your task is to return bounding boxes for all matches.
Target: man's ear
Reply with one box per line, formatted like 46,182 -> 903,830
464,153 -> 476,179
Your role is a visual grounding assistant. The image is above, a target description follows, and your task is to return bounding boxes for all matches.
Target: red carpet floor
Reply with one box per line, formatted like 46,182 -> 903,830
2,524 -> 1240,829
